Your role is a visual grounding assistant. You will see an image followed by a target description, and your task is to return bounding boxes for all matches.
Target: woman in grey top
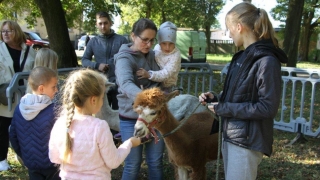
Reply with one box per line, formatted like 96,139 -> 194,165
114,18 -> 164,180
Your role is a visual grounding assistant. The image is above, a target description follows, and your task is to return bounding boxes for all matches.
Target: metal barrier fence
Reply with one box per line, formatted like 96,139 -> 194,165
274,67 -> 320,140
6,68 -> 77,111
218,65 -> 320,140
5,64 -> 319,141
5,64 -> 216,111
177,63 -> 216,95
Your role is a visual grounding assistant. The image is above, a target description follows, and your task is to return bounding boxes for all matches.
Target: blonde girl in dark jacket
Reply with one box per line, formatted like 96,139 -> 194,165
199,2 -> 288,180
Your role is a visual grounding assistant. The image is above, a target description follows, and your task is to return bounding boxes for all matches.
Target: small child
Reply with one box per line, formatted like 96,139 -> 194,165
34,48 -> 59,70
48,69 -> 141,180
9,66 -> 60,180
136,21 -> 181,93
26,48 -> 59,94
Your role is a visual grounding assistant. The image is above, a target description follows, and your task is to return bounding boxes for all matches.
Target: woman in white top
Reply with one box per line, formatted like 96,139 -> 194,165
0,20 -> 35,171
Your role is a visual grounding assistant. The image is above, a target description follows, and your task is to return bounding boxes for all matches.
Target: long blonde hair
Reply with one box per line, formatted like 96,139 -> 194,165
226,2 -> 278,47
34,48 -> 58,71
26,48 -> 59,94
60,68 -> 107,163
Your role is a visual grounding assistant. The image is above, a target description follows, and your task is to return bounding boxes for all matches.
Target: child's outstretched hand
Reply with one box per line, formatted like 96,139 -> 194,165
136,68 -> 150,79
129,137 -> 141,147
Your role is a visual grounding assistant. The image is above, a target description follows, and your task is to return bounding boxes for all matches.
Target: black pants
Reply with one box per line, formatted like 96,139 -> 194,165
0,116 -> 11,161
28,167 -> 61,180
107,88 -> 119,110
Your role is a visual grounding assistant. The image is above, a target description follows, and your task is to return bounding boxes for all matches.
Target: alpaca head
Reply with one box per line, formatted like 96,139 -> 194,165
133,87 -> 179,138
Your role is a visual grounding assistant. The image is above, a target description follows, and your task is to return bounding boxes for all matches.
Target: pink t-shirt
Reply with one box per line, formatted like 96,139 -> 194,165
49,114 -> 132,180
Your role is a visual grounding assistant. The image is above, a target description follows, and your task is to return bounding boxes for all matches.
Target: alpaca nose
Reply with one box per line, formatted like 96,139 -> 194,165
134,127 -> 145,137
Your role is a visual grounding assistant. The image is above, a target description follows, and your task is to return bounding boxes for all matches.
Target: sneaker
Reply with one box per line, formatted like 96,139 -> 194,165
0,159 -> 11,171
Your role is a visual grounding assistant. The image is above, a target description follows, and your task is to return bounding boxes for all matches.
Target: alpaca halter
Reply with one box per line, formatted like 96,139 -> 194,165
137,103 -> 204,144
137,117 -> 160,143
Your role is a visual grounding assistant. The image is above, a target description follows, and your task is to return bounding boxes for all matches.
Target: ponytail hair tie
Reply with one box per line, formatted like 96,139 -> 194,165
257,8 -> 260,15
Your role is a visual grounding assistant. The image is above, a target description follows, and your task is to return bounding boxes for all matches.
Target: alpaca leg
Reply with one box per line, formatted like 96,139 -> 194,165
177,167 -> 188,180
189,167 -> 206,180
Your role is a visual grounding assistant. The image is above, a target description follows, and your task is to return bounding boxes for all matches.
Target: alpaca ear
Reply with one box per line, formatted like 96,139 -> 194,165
165,90 -> 180,102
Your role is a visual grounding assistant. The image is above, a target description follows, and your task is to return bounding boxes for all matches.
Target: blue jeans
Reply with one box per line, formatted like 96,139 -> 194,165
120,119 -> 164,180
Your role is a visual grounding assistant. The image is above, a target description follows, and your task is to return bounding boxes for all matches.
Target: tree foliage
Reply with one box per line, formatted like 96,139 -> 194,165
0,0 -> 121,33
117,0 -> 224,53
4,0 -> 317,68
272,0 -> 319,64
0,0 -> 35,26
0,0 -> 124,67
271,0 -> 289,25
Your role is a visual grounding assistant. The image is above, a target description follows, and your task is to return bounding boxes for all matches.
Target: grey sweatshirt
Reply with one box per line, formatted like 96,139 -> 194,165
81,30 -> 128,83
114,44 -> 160,119
19,94 -> 52,120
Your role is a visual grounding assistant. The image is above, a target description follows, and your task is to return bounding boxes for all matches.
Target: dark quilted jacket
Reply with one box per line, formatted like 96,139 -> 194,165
215,39 -> 288,156
9,103 -> 57,170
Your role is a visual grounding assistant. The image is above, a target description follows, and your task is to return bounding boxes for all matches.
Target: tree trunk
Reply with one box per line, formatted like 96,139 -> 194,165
283,0 -> 305,67
33,0 -> 78,68
300,10 -> 314,62
299,0 -> 318,62
205,25 -> 211,54
159,0 -> 166,23
145,1 -> 152,18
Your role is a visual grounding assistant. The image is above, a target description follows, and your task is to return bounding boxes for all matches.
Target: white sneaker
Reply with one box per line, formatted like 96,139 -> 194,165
0,159 -> 11,171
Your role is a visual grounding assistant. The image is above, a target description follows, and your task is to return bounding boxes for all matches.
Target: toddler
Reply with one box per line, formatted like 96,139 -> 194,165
136,21 -> 181,93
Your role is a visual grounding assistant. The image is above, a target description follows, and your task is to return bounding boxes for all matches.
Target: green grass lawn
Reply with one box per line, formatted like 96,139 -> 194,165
2,129 -> 319,180
206,54 -> 233,64
206,54 -> 320,69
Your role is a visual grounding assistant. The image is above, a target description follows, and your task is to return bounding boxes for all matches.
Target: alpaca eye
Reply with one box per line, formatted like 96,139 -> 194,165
150,112 -> 157,116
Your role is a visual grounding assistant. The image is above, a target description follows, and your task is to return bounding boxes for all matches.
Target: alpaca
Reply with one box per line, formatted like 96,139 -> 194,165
133,87 -> 220,180
95,90 -> 208,132
95,95 -> 120,131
